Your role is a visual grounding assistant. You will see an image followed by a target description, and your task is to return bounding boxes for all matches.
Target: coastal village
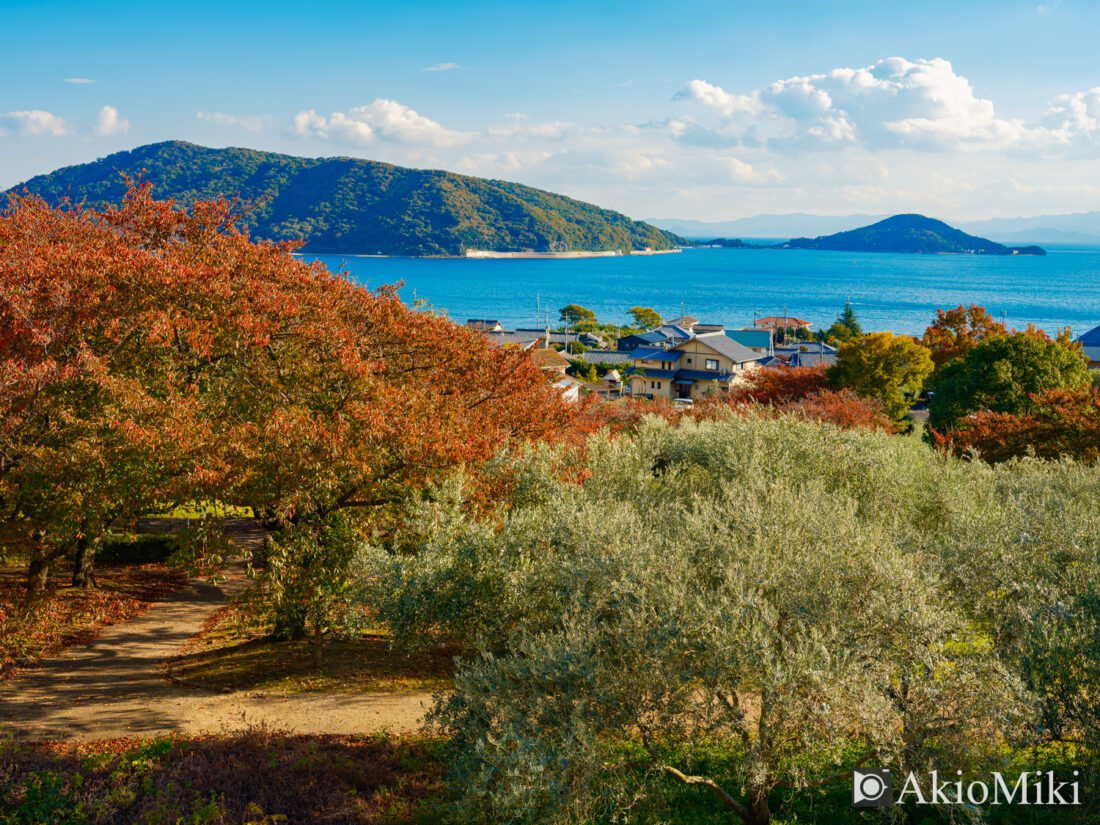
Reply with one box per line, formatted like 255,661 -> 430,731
469,313 -> 838,402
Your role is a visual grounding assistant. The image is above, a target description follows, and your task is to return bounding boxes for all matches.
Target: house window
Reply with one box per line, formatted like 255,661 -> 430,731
650,381 -> 655,389
705,358 -> 719,371
686,357 -> 692,364
657,382 -> 662,389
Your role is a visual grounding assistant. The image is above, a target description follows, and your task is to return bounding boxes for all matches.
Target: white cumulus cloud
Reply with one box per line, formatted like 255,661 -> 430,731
719,157 -> 768,184
62,77 -> 95,84
94,105 -> 129,136
675,79 -> 760,117
292,99 -> 470,147
0,109 -> 71,137
423,62 -> 461,72
677,58 -> 1038,152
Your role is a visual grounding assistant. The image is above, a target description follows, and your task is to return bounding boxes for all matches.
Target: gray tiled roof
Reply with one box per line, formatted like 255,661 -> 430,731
582,350 -> 633,365
689,332 -> 765,364
789,352 -> 838,368
487,330 -> 601,347
1081,345 -> 1100,362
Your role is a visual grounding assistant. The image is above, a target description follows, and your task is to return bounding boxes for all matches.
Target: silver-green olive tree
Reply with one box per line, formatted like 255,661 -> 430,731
363,415 -> 1041,825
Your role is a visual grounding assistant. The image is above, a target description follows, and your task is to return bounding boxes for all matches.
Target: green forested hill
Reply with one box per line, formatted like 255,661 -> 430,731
8,141 -> 682,256
783,214 -> 1045,256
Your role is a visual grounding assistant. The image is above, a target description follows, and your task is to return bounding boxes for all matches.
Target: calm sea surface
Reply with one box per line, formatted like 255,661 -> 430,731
300,244 -> 1100,337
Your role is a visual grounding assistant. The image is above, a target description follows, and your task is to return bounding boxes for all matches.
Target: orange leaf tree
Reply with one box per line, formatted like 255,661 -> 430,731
934,386 -> 1100,464
921,304 -> 1007,371
1,186 -> 569,652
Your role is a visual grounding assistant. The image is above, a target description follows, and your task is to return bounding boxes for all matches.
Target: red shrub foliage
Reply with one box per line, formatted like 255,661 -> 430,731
728,364 -> 831,405
563,365 -> 890,440
565,394 -> 685,441
934,386 -> 1100,463
782,389 -> 895,432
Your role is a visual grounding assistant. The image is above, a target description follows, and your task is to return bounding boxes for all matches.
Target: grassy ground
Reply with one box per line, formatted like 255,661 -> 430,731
0,559 -> 186,679
596,740 -> 1092,825
168,606 -> 455,695
0,729 -> 446,825
3,731 -> 1086,825
145,502 -> 254,520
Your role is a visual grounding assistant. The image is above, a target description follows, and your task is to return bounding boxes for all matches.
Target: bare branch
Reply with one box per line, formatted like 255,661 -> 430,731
661,765 -> 752,824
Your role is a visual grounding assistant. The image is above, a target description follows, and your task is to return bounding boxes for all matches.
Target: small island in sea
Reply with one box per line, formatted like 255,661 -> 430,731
780,214 -> 1046,256
673,215 -> 1046,256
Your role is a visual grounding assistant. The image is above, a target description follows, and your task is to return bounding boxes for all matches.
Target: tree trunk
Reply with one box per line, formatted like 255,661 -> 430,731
71,535 -> 97,589
311,611 -> 323,669
21,554 -> 51,612
749,788 -> 771,825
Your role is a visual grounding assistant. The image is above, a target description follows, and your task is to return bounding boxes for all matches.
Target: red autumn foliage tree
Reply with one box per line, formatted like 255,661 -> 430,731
922,305 -> 1008,371
728,364 -> 831,405
782,389 -> 895,432
0,190 -> 210,601
0,186 -> 570,654
565,394 -> 685,441
933,386 -> 1100,464
694,366 -> 894,432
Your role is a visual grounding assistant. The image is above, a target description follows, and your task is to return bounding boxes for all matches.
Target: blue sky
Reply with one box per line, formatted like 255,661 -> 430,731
3,0 -> 1099,221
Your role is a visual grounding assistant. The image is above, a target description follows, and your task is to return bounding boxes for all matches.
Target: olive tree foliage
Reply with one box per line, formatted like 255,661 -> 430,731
357,414 -> 1098,825
918,458 -> 1100,750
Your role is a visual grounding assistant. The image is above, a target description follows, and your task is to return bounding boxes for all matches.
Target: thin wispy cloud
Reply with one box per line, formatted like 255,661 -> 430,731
423,62 -> 461,72
62,77 -> 95,84
198,111 -> 274,131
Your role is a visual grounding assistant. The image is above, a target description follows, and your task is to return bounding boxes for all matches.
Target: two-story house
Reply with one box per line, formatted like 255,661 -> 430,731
627,331 -> 764,400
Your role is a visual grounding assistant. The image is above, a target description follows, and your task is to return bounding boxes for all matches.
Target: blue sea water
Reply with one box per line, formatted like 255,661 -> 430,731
300,244 -> 1100,338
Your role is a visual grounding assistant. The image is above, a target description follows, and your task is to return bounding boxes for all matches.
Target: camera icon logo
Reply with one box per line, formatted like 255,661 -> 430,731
852,768 -> 893,807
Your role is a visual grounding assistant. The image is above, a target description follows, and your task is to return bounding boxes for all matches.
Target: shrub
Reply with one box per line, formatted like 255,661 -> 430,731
361,414 -> 1100,824
95,534 -> 178,566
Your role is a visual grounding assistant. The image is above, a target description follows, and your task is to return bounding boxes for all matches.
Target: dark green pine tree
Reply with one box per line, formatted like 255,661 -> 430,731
838,301 -> 862,337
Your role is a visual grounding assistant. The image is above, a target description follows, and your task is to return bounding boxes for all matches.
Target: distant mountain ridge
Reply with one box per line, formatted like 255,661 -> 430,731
648,213 -> 887,240
782,214 -> 1044,256
651,211 -> 1100,244
7,141 -> 681,256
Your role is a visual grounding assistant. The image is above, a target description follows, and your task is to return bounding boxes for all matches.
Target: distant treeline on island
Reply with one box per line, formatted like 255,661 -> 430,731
9,143 -> 1045,258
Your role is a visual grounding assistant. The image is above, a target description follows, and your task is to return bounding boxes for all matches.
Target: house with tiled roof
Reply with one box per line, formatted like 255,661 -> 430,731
725,329 -> 773,352
665,314 -> 699,329
581,350 -> 633,367
553,375 -> 584,403
627,331 -> 765,400
465,319 -> 504,332
530,347 -> 571,374
485,328 -> 603,349
617,324 -> 693,352
753,315 -> 812,332
773,341 -> 837,368
1076,323 -> 1100,367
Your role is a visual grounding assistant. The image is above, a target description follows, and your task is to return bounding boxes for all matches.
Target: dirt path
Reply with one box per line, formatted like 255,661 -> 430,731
0,521 -> 434,741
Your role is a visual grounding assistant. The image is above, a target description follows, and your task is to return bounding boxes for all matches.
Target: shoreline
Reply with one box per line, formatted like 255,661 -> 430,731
294,248 -> 683,260
463,248 -> 682,260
